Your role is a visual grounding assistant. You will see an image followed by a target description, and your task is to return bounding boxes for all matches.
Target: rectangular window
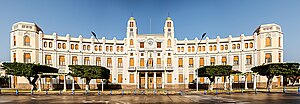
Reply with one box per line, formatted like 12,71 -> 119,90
84,57 -> 90,65
234,56 -> 239,65
140,42 -> 144,48
278,53 -> 281,62
189,74 -> 194,83
59,56 -> 65,65
189,58 -> 194,67
265,53 -> 272,63
222,56 -> 227,65
210,57 -> 215,65
157,58 -> 161,65
118,58 -> 123,67
157,42 -> 161,48
179,74 -> 183,83
130,58 -> 134,66
96,57 -> 101,66
45,55 -> 52,65
140,58 -> 144,67
13,53 -> 16,62
167,74 -> 172,83
130,74 -> 134,83
13,36 -> 16,46
24,53 -> 31,63
118,74 -> 122,83
199,58 -> 204,66
167,58 -> 172,66
107,58 -> 112,67
72,56 -> 78,65
178,58 -> 183,67
246,55 -> 252,65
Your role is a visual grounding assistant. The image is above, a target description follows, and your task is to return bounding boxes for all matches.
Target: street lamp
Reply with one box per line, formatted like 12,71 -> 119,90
196,33 -> 207,91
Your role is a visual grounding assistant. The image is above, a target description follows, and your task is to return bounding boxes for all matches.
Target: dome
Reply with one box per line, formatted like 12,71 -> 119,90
129,17 -> 135,20
166,17 -> 172,20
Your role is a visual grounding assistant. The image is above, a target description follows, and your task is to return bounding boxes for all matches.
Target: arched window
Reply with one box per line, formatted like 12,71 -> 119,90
201,46 -> 205,51
181,46 -> 184,52
220,45 -> 224,50
245,43 -> 249,49
237,44 -> 240,49
58,43 -> 62,49
278,37 -> 281,47
167,22 -> 171,27
198,46 -> 201,52
110,46 -> 113,52
232,44 -> 236,50
177,47 -> 180,52
95,45 -> 98,51
24,35 -> 30,46
120,46 -> 123,52
192,46 -> 195,52
130,22 -> 134,27
167,39 -> 171,47
99,45 -> 102,51
106,46 -> 109,51
117,46 -> 120,52
209,45 -> 212,51
71,44 -> 74,50
87,45 -> 90,50
75,44 -> 79,50
188,46 -> 191,52
130,39 -> 134,45
225,44 -> 228,50
44,42 -> 47,47
49,42 -> 52,48
62,43 -> 66,49
213,45 -> 217,51
250,42 -> 253,48
83,45 -> 86,50
266,37 -> 271,47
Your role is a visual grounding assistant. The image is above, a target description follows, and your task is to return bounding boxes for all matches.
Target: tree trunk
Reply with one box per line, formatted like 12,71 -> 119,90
266,75 -> 274,89
289,76 -> 298,86
85,78 -> 91,90
208,77 -> 215,90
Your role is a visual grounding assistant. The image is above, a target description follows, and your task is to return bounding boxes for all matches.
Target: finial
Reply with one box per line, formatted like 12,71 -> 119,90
131,12 -> 133,17
168,12 -> 170,17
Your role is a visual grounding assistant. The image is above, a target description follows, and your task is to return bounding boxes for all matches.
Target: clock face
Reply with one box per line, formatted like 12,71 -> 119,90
148,40 -> 154,46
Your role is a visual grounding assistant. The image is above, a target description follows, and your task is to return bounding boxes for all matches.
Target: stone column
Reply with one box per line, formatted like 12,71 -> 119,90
101,79 -> 104,91
253,74 -> 257,90
38,74 -> 42,91
49,76 -> 53,90
145,72 -> 148,89
72,76 -> 75,90
154,72 -> 157,89
224,76 -> 227,90
245,74 -> 248,90
63,75 -> 67,91
229,75 -> 233,91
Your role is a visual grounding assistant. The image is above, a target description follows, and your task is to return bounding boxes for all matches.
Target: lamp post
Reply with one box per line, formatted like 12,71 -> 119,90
196,33 -> 206,91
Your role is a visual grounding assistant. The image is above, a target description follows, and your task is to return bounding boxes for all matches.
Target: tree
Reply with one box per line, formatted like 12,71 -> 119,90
68,65 -> 110,90
280,63 -> 300,86
2,62 -> 58,90
197,65 -> 232,90
251,63 -> 300,89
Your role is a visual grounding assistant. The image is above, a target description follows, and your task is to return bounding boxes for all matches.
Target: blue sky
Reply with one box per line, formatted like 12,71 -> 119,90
0,0 -> 299,62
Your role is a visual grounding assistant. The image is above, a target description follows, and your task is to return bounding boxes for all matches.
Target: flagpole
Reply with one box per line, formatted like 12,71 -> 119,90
196,33 -> 206,91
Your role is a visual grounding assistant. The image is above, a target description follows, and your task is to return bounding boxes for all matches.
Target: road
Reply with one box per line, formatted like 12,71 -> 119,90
0,93 -> 299,104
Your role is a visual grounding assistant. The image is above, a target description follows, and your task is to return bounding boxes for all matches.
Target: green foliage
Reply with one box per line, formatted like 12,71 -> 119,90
69,65 -> 110,83
197,65 -> 233,83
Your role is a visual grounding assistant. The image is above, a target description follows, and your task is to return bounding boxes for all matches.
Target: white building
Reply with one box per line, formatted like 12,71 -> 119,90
10,16 -> 283,90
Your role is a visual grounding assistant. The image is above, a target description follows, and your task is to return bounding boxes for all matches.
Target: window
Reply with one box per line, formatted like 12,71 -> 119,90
130,22 -> 134,27
213,45 -> 217,51
96,57 -> 101,66
109,46 -> 113,52
118,74 -> 123,83
201,46 -> 205,51
148,58 -> 153,67
141,53 -> 144,56
70,44 -> 74,50
199,58 -> 204,66
278,37 -> 281,47
72,56 -> 78,65
130,39 -> 134,45
266,37 -> 271,47
24,53 -> 31,63
237,44 -> 240,49
168,53 -> 171,56
265,53 -> 272,63
120,46 -> 123,52
13,53 -> 16,62
157,53 -> 160,56
140,42 -> 144,48
189,74 -> 194,83
45,55 -> 52,65
192,46 -> 195,52
210,57 -> 215,65
167,39 -> 171,47
84,57 -> 90,65
140,58 -> 144,67
245,43 -> 248,49
82,45 -> 86,50
178,58 -> 183,67
99,45 -> 102,51
117,46 -> 120,52
49,42 -> 52,48
225,44 -> 228,50
58,43 -> 62,49
246,55 -> 252,65
167,22 -> 171,27
222,56 -> 227,65
278,53 -> 281,62
177,47 -> 180,52
62,43 -> 66,49
130,58 -> 134,66
95,45 -> 98,51
234,56 -> 239,65
167,58 -> 172,66
157,58 -> 161,65
130,53 -> 133,56
44,42 -> 47,47
209,45 -> 212,51
220,45 -> 224,50
167,74 -> 172,83
250,42 -> 253,48
198,46 -> 201,52
130,74 -> 134,83
75,44 -> 79,50
181,46 -> 184,52
179,74 -> 183,83
87,45 -> 91,51
59,56 -> 65,65
107,58 -> 112,67
157,42 -> 161,48
189,58 -> 194,67
118,58 -> 123,67
106,46 -> 109,51
188,46 -> 191,52
24,35 -> 30,46
232,44 -> 236,50
13,36 -> 16,46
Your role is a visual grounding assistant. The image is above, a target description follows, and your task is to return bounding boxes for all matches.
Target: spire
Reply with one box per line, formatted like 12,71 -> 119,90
166,12 -> 172,20
129,12 -> 135,20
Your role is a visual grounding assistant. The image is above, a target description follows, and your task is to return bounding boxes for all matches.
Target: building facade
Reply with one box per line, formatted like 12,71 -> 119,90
10,16 -> 283,89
